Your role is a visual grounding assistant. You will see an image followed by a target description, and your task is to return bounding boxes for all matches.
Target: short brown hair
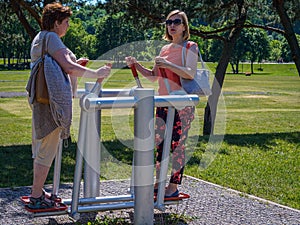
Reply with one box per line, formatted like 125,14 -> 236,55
42,2 -> 72,31
163,10 -> 190,41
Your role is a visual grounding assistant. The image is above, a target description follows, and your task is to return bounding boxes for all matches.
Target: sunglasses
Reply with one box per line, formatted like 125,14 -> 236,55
165,19 -> 183,26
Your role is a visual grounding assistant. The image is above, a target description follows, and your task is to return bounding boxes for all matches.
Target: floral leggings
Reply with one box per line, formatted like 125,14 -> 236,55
155,106 -> 195,184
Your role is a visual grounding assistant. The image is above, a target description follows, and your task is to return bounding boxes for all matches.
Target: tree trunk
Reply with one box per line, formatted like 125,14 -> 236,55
273,0 -> 300,76
203,6 -> 247,135
203,41 -> 234,135
230,63 -> 235,73
10,0 -> 37,40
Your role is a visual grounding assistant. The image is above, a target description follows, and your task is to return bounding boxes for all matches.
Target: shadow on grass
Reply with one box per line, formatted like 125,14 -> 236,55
223,131 -> 299,147
0,143 -> 77,188
0,131 -> 299,188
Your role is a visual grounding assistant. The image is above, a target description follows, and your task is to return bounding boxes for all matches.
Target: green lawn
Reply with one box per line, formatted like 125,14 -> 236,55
0,62 -> 299,210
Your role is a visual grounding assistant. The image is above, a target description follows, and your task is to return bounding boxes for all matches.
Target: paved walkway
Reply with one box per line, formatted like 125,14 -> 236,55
0,176 -> 299,225
0,91 -> 27,98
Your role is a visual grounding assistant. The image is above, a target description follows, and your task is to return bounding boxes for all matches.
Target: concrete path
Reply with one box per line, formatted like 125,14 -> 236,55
0,176 -> 299,225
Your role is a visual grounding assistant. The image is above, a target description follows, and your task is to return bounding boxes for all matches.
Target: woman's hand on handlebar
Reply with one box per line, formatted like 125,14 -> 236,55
96,63 -> 112,78
77,57 -> 89,67
96,63 -> 112,83
125,56 -> 137,67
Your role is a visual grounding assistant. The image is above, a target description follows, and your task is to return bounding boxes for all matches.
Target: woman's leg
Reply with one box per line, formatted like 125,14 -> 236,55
166,106 -> 195,195
31,163 -> 51,198
154,107 -> 168,188
31,127 -> 61,199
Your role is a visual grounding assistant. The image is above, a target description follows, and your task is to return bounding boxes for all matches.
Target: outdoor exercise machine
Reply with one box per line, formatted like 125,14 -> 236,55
22,76 -> 199,224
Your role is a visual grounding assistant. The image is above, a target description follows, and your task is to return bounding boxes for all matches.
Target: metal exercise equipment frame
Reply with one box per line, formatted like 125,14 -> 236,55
35,82 -> 199,225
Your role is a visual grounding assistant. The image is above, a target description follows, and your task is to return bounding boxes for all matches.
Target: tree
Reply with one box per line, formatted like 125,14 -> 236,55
269,39 -> 282,62
1,0 -> 104,61
244,28 -> 270,73
202,1 -> 247,135
273,0 -> 300,75
281,36 -> 300,62
95,12 -> 145,64
229,30 -> 249,74
63,18 -> 94,58
0,0 -> 31,68
9,0 -> 44,39
7,0 -> 93,40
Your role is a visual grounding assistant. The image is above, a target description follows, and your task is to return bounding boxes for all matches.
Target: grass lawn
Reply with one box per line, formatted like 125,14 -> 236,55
0,62 -> 299,211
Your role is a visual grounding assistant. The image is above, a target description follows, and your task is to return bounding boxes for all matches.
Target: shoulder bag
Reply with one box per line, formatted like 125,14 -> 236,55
35,32 -> 49,104
180,41 -> 212,96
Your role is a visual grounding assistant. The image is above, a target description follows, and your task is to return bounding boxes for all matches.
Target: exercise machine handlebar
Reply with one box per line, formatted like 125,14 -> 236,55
131,64 -> 143,88
80,93 -> 199,111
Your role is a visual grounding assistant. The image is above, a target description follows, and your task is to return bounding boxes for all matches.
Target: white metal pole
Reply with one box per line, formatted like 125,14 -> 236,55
155,107 -> 175,210
52,138 -> 63,196
83,108 -> 100,198
83,82 -> 101,198
70,109 -> 86,220
133,88 -> 155,225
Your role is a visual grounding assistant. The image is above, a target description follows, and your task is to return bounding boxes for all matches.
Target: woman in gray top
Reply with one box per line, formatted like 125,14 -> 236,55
26,2 -> 111,210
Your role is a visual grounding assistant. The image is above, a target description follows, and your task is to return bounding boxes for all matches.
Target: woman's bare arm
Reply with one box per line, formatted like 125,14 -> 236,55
52,48 -> 111,79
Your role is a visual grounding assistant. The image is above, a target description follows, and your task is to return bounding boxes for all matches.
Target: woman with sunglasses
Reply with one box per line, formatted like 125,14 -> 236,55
125,10 -> 198,197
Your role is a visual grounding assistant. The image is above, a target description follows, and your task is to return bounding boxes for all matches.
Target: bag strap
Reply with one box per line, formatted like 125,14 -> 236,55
160,68 -> 172,94
41,32 -> 49,59
182,41 -> 205,69
181,41 -> 187,66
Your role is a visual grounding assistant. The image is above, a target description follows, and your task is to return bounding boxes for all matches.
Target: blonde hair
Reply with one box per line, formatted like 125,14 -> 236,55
163,10 -> 190,41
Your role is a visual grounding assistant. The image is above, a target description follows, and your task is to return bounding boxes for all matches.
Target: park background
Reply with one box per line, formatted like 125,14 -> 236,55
0,0 -> 299,221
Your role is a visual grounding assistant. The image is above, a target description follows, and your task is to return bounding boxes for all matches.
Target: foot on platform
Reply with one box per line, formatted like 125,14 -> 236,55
164,189 -> 179,198
154,192 -> 190,201
20,190 -> 62,204
22,193 -> 67,213
42,189 -> 62,203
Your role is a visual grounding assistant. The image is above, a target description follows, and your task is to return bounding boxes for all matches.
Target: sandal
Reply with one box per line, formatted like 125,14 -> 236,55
26,193 -> 56,210
164,189 -> 179,198
42,189 -> 62,203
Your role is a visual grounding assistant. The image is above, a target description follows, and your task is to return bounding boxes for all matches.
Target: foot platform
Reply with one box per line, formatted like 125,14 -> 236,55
154,192 -> 190,202
20,196 -> 67,213
24,202 -> 68,213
